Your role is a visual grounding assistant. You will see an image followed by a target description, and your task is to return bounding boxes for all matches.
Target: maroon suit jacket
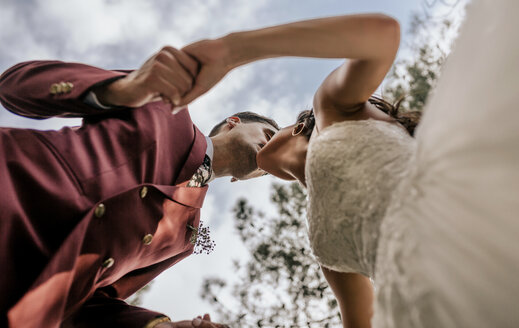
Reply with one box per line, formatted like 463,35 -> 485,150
0,61 -> 208,328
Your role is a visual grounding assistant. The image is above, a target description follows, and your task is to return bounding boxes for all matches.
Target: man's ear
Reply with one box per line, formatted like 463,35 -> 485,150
226,116 -> 241,129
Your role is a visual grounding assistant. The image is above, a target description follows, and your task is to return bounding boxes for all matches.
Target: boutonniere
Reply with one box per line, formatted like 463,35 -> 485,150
187,220 -> 216,254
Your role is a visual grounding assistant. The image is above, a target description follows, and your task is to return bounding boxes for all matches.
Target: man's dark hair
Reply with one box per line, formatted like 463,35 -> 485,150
209,111 -> 280,137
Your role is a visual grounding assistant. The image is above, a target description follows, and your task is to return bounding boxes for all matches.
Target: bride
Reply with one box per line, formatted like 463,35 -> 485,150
179,1 -> 519,327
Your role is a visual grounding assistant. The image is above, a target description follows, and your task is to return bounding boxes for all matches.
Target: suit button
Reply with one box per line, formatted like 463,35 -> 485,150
49,83 -> 62,94
101,257 -> 115,268
61,81 -> 74,93
140,186 -> 148,199
142,234 -> 153,245
94,203 -> 106,218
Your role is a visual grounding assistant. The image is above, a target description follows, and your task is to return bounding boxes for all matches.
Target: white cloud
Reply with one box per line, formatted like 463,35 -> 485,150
0,4 -> 54,61
189,67 -> 256,133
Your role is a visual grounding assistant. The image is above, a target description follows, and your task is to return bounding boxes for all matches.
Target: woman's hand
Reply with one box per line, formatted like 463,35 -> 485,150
177,38 -> 233,107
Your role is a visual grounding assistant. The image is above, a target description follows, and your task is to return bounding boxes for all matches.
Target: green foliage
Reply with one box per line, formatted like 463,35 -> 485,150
126,282 -> 153,306
383,14 -> 456,111
201,183 -> 341,327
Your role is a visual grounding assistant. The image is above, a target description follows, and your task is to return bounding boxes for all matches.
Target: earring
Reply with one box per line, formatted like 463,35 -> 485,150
292,122 -> 306,136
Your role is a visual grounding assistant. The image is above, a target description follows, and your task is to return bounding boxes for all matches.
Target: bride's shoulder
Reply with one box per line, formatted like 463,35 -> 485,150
306,118 -> 415,181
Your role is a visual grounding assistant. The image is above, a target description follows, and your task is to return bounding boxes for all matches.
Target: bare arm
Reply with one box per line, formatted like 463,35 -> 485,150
321,267 -> 374,328
310,16 -> 400,130
180,14 -> 400,130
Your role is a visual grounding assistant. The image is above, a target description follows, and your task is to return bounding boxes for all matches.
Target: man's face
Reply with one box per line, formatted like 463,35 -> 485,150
226,120 -> 277,180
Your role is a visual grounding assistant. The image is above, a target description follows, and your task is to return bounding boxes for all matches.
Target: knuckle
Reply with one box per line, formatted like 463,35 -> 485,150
155,51 -> 170,63
141,74 -> 153,86
150,61 -> 162,72
145,65 -> 161,81
160,45 -> 176,53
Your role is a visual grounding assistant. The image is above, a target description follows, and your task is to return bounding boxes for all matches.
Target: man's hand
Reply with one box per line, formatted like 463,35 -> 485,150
94,46 -> 198,108
155,313 -> 229,328
176,38 -> 233,107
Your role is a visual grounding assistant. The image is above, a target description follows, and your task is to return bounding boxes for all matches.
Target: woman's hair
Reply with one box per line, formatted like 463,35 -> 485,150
368,95 -> 421,136
295,96 -> 421,138
294,109 -> 316,138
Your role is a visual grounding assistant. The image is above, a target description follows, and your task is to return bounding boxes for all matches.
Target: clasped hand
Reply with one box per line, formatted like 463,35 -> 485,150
95,39 -> 231,110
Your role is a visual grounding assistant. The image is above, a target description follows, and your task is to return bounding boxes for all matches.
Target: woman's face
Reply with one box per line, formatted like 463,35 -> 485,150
257,124 -> 309,182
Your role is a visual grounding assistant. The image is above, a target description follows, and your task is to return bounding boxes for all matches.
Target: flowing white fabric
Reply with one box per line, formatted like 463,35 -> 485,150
306,0 -> 519,326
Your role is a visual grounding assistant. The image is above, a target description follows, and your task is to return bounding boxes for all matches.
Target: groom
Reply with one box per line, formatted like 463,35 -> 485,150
0,46 -> 278,328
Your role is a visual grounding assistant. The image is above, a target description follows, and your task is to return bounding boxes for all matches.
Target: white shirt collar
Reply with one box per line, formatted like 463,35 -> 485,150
205,136 -> 216,183
204,136 -> 214,160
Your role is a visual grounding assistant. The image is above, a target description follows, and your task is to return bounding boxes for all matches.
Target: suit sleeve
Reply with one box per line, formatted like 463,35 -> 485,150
0,60 -> 129,119
61,289 -> 170,328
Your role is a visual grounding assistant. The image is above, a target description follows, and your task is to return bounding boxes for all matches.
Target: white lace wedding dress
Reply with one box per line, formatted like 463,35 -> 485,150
305,1 -> 519,327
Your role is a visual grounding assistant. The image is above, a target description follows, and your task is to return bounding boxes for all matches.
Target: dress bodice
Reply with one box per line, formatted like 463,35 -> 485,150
305,119 -> 415,276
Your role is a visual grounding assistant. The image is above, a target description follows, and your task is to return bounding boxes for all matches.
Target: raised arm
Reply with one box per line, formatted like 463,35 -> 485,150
0,60 -> 128,119
179,14 -> 400,129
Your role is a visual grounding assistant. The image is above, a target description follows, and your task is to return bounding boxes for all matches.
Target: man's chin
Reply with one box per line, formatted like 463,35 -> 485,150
234,168 -> 266,181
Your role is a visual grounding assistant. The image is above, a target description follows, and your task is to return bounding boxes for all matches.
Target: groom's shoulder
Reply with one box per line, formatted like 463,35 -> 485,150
133,103 -> 205,153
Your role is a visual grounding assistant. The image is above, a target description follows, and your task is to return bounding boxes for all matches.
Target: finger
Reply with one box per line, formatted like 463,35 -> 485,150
163,46 -> 199,77
153,58 -> 193,95
160,96 -> 173,109
170,320 -> 194,328
149,76 -> 182,105
177,83 -> 208,107
203,314 -> 211,321
196,320 -> 220,328
150,94 -> 164,103
191,317 -> 202,327
142,60 -> 190,99
171,105 -> 187,115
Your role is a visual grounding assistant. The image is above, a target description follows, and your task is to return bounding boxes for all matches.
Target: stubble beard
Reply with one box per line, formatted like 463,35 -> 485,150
230,139 -> 258,179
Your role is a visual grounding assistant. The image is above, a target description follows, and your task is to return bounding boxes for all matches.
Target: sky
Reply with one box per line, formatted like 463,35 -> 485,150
0,0 -> 467,323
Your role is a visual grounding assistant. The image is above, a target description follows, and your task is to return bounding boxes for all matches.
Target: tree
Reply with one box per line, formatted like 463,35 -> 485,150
383,11 -> 462,111
126,282 -> 153,306
201,183 -> 341,327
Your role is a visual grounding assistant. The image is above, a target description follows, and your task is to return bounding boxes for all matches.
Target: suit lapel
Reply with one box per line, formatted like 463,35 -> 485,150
174,125 -> 207,185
